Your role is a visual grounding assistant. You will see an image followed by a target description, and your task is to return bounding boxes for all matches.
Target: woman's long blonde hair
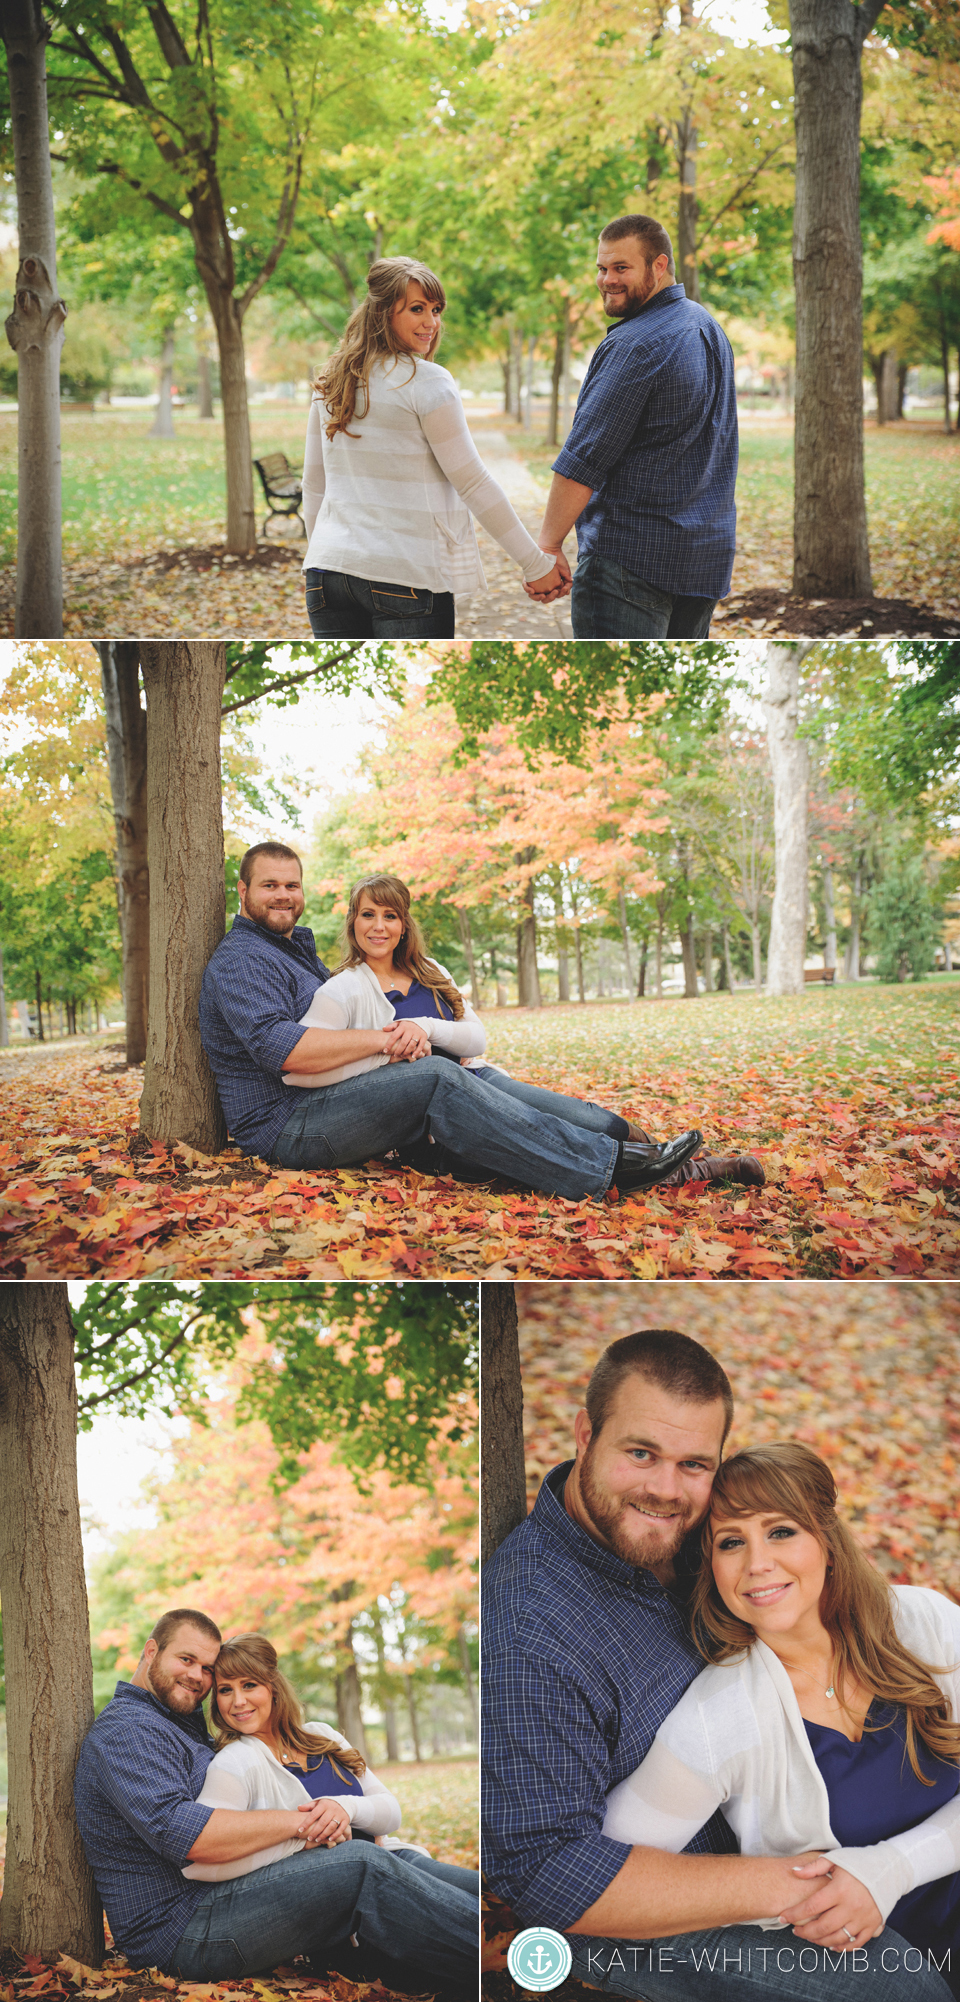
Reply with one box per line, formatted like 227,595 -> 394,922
339,873 -> 464,1021
210,1633 -> 365,1778
313,257 -> 445,439
691,1442 -> 960,1784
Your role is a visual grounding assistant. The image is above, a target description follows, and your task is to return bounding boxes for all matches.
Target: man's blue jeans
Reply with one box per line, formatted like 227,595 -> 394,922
565,1924 -> 953,2000
571,549 -> 717,639
272,1055 -> 619,1200
168,1843 -> 477,1987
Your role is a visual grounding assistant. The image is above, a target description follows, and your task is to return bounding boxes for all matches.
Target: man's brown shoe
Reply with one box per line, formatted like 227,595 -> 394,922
661,1152 -> 765,1188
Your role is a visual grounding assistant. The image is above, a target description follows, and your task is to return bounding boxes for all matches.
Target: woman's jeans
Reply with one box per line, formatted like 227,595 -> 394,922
168,1842 -> 477,1987
571,549 -> 717,639
305,568 -> 456,638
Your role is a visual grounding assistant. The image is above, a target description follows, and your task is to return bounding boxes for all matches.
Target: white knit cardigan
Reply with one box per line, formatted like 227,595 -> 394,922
301,355 -> 555,596
183,1721 -> 401,1882
602,1585 -> 960,1929
284,960 -> 488,1090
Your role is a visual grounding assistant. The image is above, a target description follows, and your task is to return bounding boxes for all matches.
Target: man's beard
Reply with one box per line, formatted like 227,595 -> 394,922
578,1444 -> 696,1569
600,268 -> 658,321
148,1658 -> 205,1714
244,889 -> 303,934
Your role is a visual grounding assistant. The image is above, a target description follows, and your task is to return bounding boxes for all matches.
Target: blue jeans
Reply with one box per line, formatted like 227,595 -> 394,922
390,1847 -> 480,1895
272,1055 -> 618,1200
305,568 -> 456,638
168,1842 -> 477,1987
566,1924 -> 953,2000
571,549 -> 717,639
470,1068 -> 629,1140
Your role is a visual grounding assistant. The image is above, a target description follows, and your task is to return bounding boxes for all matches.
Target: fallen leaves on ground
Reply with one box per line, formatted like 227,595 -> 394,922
1,984 -> 959,1278
0,1955 -> 430,2002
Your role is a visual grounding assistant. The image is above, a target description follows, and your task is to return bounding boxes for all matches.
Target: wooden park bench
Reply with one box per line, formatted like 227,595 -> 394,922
254,453 -> 305,538
804,966 -> 837,984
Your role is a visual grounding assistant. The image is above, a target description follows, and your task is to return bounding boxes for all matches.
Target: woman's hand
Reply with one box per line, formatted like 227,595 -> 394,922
383,1021 -> 431,1063
524,552 -> 572,602
298,1798 -> 353,1848
779,1856 -> 883,1949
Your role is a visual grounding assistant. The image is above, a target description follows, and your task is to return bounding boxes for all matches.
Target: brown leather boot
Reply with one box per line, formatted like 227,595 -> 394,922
660,1153 -> 765,1188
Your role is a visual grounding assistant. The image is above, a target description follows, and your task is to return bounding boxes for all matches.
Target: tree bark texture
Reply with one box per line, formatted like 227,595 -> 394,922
789,0 -> 881,597
97,642 -> 149,1065
138,643 -> 227,1150
515,862 -> 542,1008
480,1283 -> 526,1566
2,0 -> 66,638
0,1285 -> 104,1962
456,904 -> 481,1007
197,343 -> 214,420
763,642 -> 811,995
675,107 -> 700,302
203,290 -> 257,553
149,324 -> 176,438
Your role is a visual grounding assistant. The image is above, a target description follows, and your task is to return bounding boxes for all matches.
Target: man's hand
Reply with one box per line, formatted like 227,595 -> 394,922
300,1797 -> 353,1848
524,553 -> 572,603
779,1857 -> 883,1949
383,1021 -> 431,1063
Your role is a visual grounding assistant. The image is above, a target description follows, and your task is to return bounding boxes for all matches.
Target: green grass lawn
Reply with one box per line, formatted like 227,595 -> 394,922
377,1755 -> 478,1868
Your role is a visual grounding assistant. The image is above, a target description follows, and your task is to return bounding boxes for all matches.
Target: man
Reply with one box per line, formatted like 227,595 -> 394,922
481,1332 -> 949,2002
73,1608 -> 476,1991
198,841 -> 706,1197
528,214 -> 738,640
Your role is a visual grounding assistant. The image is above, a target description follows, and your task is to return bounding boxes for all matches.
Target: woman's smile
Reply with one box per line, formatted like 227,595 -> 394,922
711,1510 -> 827,1641
215,1675 -> 276,1741
354,901 -> 404,963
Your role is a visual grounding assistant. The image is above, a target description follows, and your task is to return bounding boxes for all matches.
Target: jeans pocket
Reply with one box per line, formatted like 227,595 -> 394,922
369,581 -> 433,617
173,1937 -> 246,1982
304,569 -> 326,614
616,566 -> 669,617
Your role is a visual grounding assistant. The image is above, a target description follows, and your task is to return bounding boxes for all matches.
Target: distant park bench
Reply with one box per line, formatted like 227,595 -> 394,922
254,453 -> 305,538
804,966 -> 837,984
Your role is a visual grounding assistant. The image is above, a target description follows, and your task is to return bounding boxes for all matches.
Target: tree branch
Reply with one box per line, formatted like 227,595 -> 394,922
221,647 -> 369,715
75,1307 -> 206,1370
76,1322 -> 200,1415
698,145 -> 787,245
856,0 -> 887,50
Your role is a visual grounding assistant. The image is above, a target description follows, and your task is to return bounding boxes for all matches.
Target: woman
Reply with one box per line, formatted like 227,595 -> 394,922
185,1633 -> 477,1892
286,873 -> 761,1186
301,257 -> 567,638
603,1443 -> 960,1983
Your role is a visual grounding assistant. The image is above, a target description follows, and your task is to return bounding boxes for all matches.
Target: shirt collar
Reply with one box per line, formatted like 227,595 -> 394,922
112,1678 -> 214,1744
536,1461 -> 685,1598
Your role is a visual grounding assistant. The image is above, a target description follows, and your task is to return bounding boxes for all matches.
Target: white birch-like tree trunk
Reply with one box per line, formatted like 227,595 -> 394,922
149,324 -> 176,438
2,0 -> 67,638
764,642 -> 812,995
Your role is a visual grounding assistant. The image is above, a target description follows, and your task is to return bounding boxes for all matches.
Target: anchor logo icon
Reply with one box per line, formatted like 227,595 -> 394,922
506,1926 -> 573,1991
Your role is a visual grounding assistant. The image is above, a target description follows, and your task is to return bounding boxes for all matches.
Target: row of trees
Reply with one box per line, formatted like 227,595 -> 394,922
0,1279 -> 477,1961
3,0 -> 960,629
2,638 -> 958,1150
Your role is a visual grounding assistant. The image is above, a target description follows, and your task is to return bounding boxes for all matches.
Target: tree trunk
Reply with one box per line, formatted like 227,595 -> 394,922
34,964 -> 44,1039
636,932 -> 648,997
0,1286 -> 105,1963
138,643 -> 227,1150
547,321 -> 563,448
456,904 -> 481,1007
149,324 -> 176,439
681,910 -> 698,997
521,336 -> 535,431
0,942 -> 8,1046
2,0 -> 67,639
655,910 -> 664,998
403,1677 -> 422,1763
457,1625 -> 478,1738
675,104 -> 700,302
97,642 -> 150,1066
763,642 -> 811,995
203,286 -> 257,554
617,886 -> 633,993
751,921 -> 763,991
480,1283 -> 526,1566
721,922 -> 734,992
334,1627 -> 368,1761
845,863 -> 862,979
515,861 -> 541,1008
879,347 -> 898,422
501,353 -> 512,418
789,0 -> 878,596
823,862 -> 838,972
197,341 -> 214,420
937,281 -> 952,434
703,926 -> 714,992
560,302 -> 573,440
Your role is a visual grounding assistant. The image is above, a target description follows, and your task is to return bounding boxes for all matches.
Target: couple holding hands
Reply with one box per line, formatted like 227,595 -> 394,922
300,211 -> 738,641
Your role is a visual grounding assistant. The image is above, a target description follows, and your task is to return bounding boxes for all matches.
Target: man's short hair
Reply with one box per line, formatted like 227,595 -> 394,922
599,213 -> 675,277
238,842 -> 303,887
148,1608 -> 222,1653
585,1330 -> 733,1445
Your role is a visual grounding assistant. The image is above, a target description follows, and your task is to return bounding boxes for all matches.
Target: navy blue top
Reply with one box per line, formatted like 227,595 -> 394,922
287,1753 -> 375,1842
386,977 -> 460,1064
806,1704 -> 960,1959
198,914 -> 332,1159
74,1681 -> 214,1971
553,285 -> 738,598
481,1462 -> 735,1930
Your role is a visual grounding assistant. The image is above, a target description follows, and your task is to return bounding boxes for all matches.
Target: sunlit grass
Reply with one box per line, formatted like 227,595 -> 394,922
378,1755 -> 478,1868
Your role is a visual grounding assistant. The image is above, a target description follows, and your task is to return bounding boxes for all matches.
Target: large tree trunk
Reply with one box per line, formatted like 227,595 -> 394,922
789,0 -> 883,597
764,642 -> 811,995
97,643 -> 149,1065
204,286 -> 257,554
2,0 -> 67,639
675,105 -> 700,302
515,860 -> 542,1009
138,643 -> 227,1150
0,1286 -> 104,1963
456,904 -> 481,1007
480,1284 -> 526,1566
196,339 -> 215,420
149,324 -> 176,439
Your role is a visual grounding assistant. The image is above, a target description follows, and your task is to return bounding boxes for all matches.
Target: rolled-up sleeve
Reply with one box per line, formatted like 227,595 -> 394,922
483,1646 -> 631,1929
85,1736 -> 212,1868
553,342 -> 654,491
206,953 -> 309,1076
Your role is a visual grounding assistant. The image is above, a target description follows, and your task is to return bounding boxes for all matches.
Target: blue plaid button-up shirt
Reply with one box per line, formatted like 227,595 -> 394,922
481,1462 -> 736,1930
73,1681 -> 214,1969
198,913 -> 332,1160
553,285 -> 738,598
